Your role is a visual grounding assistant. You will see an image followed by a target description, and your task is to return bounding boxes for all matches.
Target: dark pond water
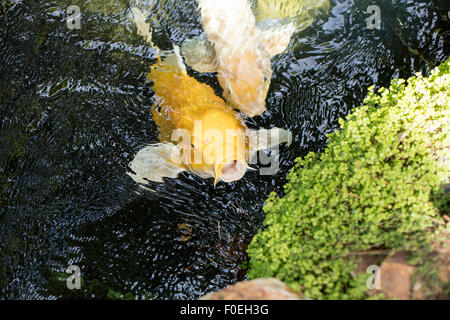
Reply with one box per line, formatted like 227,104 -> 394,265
0,0 -> 448,299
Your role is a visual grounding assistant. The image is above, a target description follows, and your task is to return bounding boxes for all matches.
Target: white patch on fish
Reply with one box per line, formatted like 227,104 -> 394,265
181,0 -> 295,117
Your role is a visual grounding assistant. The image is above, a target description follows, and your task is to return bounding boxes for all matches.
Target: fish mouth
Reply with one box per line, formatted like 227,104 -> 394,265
214,159 -> 247,185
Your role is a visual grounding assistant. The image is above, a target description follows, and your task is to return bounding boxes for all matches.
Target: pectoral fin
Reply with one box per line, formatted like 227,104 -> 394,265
248,127 -> 293,154
257,21 -> 295,57
180,36 -> 217,73
127,142 -> 185,187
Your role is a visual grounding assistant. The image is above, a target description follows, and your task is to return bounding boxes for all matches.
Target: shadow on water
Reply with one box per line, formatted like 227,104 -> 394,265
0,0 -> 448,299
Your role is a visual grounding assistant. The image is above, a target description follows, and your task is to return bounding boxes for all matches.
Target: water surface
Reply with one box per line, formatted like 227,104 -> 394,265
0,0 -> 448,299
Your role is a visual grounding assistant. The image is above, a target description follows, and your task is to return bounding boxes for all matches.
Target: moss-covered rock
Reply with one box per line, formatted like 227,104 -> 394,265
247,58 -> 450,299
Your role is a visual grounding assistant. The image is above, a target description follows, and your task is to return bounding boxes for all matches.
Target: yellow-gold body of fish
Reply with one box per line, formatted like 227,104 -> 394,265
148,54 -> 250,185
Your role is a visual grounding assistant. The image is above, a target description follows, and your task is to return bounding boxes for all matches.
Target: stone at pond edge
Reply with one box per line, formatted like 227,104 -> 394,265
200,278 -> 305,300
364,235 -> 450,300
377,251 -> 416,300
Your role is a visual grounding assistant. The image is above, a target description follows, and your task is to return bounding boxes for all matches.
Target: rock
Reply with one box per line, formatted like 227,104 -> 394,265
375,235 -> 450,300
200,278 -> 304,300
378,251 -> 415,300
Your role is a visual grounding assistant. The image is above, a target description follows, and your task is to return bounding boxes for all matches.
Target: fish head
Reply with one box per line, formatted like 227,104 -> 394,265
218,48 -> 272,117
213,158 -> 247,186
193,107 -> 248,185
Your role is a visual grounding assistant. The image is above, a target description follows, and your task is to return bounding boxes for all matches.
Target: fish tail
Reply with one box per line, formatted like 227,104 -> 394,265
131,7 -> 187,75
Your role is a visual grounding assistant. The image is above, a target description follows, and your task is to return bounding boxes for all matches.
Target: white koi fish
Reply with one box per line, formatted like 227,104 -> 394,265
181,0 -> 296,117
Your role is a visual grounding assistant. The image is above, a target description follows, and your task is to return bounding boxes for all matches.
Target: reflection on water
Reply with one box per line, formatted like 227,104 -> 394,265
0,0 -> 448,299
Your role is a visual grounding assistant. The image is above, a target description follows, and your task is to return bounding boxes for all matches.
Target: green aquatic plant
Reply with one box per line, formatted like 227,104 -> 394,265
247,58 -> 450,299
